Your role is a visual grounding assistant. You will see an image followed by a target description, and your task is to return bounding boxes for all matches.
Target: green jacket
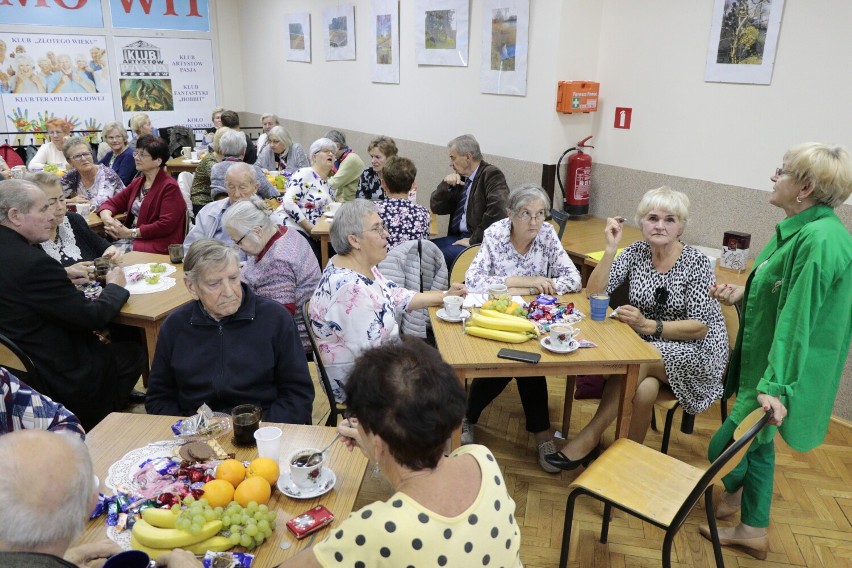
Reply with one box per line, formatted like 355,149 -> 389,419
328,150 -> 365,202
728,205 -> 852,451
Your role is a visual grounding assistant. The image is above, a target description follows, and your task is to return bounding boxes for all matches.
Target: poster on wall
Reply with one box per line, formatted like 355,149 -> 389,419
414,0 -> 469,66
0,33 -> 114,146
0,0 -> 104,28
705,0 -> 785,84
111,0 -> 211,33
284,13 -> 312,63
480,0 -> 529,96
371,0 -> 399,84
113,37 -> 215,132
323,5 -> 356,61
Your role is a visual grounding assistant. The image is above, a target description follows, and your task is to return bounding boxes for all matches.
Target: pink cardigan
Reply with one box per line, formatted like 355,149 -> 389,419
98,168 -> 186,254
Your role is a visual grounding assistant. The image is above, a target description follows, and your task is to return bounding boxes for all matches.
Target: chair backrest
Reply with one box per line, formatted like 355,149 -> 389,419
177,171 -> 194,212
449,244 -> 480,283
0,332 -> 49,397
670,407 -> 771,531
301,301 -> 345,427
721,302 -> 741,349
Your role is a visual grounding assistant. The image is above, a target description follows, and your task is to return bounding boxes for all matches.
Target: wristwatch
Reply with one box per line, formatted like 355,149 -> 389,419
653,319 -> 663,338
529,287 -> 536,295
131,228 -> 139,239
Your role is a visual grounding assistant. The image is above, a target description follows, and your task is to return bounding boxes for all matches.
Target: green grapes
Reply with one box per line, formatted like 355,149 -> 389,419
174,496 -> 279,550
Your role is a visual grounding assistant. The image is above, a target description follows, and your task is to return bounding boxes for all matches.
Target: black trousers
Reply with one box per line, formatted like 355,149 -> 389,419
466,376 -> 551,434
77,340 -> 146,430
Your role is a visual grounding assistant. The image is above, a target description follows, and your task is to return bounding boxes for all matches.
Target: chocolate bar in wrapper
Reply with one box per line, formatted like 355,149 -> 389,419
286,505 -> 335,539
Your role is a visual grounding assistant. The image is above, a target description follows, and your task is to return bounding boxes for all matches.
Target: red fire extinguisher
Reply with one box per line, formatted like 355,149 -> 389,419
556,135 -> 594,217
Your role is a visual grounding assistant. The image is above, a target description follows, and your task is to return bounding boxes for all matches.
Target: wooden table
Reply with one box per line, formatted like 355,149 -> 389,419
311,215 -> 333,269
431,293 -> 661,448
87,211 -> 105,232
113,252 -> 192,375
165,157 -> 200,175
75,413 -> 368,567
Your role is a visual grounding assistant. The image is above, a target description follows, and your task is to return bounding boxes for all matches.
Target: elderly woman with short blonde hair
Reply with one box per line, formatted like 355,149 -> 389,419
98,121 -> 135,185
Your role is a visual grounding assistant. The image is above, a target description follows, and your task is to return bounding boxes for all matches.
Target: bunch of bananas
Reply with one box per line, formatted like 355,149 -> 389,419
465,309 -> 539,343
130,510 -> 230,559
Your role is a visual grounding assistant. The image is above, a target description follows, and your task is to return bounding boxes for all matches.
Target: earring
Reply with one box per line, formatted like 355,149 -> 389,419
796,196 -> 803,203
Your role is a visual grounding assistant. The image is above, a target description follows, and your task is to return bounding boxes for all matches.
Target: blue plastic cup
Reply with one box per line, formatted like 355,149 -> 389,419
589,293 -> 610,321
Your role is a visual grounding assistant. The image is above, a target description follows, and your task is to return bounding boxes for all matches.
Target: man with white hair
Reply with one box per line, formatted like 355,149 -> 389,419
183,162 -> 261,255
208,129 -> 277,200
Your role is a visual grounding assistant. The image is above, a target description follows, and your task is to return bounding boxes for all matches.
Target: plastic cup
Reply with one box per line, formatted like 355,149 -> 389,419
589,293 -> 610,321
231,404 -> 261,447
443,295 -> 463,317
103,550 -> 150,568
254,426 -> 283,460
287,447 -> 325,489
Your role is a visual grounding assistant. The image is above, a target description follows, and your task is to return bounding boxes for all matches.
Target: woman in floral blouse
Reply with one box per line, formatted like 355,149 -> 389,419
356,135 -> 397,200
309,199 -> 466,402
60,137 -> 124,209
464,183 -> 582,472
375,156 -> 430,249
282,137 -> 337,262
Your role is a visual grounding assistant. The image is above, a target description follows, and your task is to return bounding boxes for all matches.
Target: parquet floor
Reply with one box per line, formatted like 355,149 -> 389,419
323,374 -> 852,568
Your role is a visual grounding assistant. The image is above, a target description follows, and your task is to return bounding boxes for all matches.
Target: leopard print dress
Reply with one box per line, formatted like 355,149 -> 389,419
607,241 -> 728,414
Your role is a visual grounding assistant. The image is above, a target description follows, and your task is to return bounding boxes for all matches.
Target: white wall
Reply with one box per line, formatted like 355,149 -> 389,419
225,0 -> 852,200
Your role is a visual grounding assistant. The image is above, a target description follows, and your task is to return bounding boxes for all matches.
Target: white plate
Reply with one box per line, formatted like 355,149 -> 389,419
277,467 -> 336,499
436,308 -> 470,323
122,263 -> 178,295
124,262 -> 177,277
541,336 -> 580,354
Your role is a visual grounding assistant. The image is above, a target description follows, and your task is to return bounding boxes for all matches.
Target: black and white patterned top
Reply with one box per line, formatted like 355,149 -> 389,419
607,240 -> 728,414
376,198 -> 431,249
357,167 -> 385,200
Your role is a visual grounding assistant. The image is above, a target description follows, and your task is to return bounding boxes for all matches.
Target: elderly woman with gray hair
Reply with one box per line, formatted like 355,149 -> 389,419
98,121 -> 136,185
223,196 -> 321,353
146,238 -> 314,424
309,199 -> 466,402
255,125 -> 309,176
60,137 -> 124,209
463,183 -> 582,472
209,129 -> 277,201
255,112 -> 278,155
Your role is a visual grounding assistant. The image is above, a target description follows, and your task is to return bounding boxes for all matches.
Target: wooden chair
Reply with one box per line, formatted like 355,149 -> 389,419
301,301 -> 347,427
652,303 -> 741,453
0,332 -> 50,397
559,407 -> 772,568
449,244 -> 480,283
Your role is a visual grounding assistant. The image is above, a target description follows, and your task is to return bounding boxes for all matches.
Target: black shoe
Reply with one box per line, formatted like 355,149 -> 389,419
129,389 -> 146,404
544,446 -> 601,471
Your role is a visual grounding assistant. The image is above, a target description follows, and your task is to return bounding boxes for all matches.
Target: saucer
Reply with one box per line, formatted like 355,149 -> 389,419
436,308 -> 470,323
541,336 -> 579,354
277,467 -> 336,499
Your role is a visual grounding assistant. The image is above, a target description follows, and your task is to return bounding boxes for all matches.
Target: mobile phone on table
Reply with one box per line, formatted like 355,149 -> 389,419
497,348 -> 541,364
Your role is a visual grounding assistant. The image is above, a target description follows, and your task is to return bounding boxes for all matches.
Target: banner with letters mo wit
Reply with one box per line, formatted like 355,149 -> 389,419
111,0 -> 210,32
0,0 -> 104,28
0,32 -> 114,146
114,36 -> 215,133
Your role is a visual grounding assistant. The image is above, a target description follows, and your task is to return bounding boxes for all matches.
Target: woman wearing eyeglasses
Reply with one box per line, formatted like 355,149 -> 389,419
309,199 -> 466,403
60,137 -> 124,209
700,144 -> 852,559
463,184 -> 583,472
27,117 -> 70,171
546,186 -> 728,471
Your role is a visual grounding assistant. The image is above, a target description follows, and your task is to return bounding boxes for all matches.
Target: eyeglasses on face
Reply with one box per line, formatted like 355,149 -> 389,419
106,135 -> 124,141
361,222 -> 387,235
234,227 -> 256,246
133,151 -> 151,159
71,151 -> 92,161
515,210 -> 546,222
654,286 -> 669,306
775,167 -> 794,178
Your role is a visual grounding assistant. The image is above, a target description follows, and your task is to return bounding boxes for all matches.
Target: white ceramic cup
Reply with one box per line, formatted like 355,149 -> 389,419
190,151 -> 199,160
181,146 -> 191,159
254,426 -> 283,460
287,447 -> 325,489
443,295 -> 463,317
76,203 -> 92,217
549,323 -> 579,350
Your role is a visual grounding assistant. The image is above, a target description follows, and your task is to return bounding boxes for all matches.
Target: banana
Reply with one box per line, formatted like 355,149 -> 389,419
465,325 -> 531,343
130,534 -> 232,560
131,518 -> 222,549
471,312 -> 538,334
480,308 -> 529,322
141,507 -> 178,529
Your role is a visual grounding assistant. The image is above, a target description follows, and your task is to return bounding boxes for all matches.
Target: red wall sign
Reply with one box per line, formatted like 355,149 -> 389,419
614,107 -> 632,129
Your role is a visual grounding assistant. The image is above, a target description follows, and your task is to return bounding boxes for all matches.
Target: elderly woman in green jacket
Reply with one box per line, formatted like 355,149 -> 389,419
704,142 -> 852,560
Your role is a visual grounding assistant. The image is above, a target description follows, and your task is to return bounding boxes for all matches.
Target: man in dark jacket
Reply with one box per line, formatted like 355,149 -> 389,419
0,180 -> 145,430
145,239 -> 314,424
430,134 -> 509,269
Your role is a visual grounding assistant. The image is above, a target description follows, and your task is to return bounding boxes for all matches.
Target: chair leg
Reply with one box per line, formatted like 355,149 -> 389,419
680,411 -> 695,434
600,503 -> 612,543
662,528 -> 675,568
721,397 -> 728,423
651,407 -> 658,431
660,407 -> 677,454
704,487 -> 726,568
559,491 -> 581,568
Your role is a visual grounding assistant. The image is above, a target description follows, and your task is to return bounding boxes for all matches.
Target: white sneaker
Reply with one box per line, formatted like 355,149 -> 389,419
461,419 -> 475,445
537,439 -> 561,473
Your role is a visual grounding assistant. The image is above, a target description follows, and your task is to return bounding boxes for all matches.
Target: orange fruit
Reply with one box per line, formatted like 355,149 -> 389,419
200,479 -> 235,508
234,476 -> 271,507
215,459 -> 246,488
246,458 -> 280,486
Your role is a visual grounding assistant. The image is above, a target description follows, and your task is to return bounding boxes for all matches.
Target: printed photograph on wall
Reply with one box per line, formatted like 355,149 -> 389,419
371,0 -> 399,83
480,0 -> 529,96
324,5 -> 356,61
0,33 -> 115,146
414,0 -> 469,66
284,12 -> 312,62
705,0 -> 786,84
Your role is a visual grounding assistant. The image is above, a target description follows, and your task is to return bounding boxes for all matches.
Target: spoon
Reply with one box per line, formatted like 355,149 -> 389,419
294,433 -> 341,467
